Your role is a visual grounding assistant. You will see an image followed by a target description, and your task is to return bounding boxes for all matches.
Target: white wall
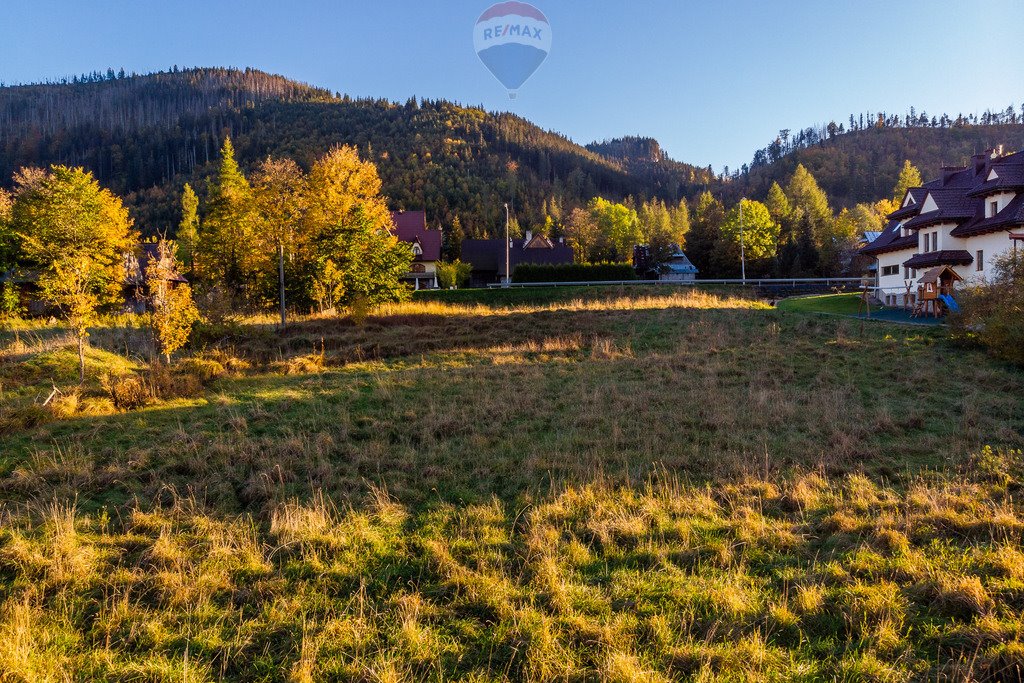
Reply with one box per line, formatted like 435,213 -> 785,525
986,192 -> 1017,217
953,230 -> 1020,284
876,247 -> 919,306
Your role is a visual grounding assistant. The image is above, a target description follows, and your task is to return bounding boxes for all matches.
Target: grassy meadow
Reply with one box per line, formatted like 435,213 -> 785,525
2,285 -> 1024,681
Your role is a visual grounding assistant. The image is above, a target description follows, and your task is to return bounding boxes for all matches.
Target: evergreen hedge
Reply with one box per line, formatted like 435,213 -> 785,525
512,263 -> 637,283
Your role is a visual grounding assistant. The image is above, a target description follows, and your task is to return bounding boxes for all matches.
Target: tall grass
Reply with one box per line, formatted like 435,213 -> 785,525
1,286 -> 1024,680
1,454 -> 1023,680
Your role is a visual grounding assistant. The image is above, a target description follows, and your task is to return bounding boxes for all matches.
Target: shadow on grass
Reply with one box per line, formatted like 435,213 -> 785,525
2,303 -> 1022,518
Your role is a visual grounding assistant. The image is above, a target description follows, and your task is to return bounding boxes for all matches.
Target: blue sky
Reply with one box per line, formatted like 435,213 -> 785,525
2,0 -> 1022,170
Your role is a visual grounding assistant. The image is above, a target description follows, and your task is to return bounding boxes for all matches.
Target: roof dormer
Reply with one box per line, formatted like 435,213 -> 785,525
920,193 -> 938,213
987,168 -> 999,181
902,192 -> 916,208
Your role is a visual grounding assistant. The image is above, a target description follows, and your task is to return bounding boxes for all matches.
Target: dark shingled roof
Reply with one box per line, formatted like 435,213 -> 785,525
887,188 -> 928,221
862,148 -> 1024,260
902,189 -> 978,230
461,238 -> 574,278
136,243 -> 188,284
390,210 -> 441,262
902,250 -> 974,269
951,192 -> 1024,238
966,151 -> 1024,197
860,220 -> 918,256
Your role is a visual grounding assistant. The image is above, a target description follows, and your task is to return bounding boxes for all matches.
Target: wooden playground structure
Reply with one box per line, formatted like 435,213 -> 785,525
911,266 -> 962,318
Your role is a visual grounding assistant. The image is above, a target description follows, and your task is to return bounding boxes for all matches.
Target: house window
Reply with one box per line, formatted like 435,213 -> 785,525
904,266 -> 910,279
976,250 -> 984,272
410,263 -> 426,273
931,232 -> 938,252
990,200 -> 999,217
881,265 -> 899,277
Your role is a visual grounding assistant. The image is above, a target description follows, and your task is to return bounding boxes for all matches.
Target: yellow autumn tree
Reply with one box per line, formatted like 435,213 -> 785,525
11,166 -> 136,380
147,239 -> 200,363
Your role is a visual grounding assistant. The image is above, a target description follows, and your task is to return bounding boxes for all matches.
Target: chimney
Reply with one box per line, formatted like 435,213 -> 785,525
524,230 -> 532,245
558,236 -> 564,244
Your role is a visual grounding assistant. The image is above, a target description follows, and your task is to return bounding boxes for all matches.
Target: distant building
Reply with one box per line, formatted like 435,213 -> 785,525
659,246 -> 699,282
4,241 -> 189,316
861,147 -> 1024,308
390,210 -> 441,290
124,241 -> 189,313
633,244 -> 699,281
461,231 -> 574,287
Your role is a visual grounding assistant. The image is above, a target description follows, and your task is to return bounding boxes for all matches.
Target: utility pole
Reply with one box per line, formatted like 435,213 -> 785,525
504,202 -> 511,287
739,198 -> 747,283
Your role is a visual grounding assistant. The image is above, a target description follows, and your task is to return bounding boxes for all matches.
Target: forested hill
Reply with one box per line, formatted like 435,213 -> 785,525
0,67 -> 712,237
729,123 -> 1024,208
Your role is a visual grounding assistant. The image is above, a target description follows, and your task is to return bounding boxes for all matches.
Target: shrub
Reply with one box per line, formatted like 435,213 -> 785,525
104,375 -> 150,411
436,260 -> 471,289
194,284 -> 239,326
148,363 -> 204,399
174,357 -> 227,383
950,254 -> 1024,366
512,262 -> 638,283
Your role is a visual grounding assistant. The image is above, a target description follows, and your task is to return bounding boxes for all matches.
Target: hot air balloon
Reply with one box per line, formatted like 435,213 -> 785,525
473,2 -> 551,99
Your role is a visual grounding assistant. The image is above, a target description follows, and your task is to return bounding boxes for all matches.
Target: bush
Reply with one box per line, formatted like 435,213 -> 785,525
175,357 -> 228,383
950,254 -> 1024,366
104,375 -> 151,411
512,262 -> 637,283
436,260 -> 471,289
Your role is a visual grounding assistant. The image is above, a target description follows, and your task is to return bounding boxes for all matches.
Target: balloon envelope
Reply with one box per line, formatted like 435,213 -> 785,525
474,2 -> 551,96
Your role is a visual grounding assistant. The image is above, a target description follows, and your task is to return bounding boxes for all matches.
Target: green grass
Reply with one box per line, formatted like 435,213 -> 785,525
1,287 -> 1024,681
411,283 -> 751,308
776,293 -> 875,316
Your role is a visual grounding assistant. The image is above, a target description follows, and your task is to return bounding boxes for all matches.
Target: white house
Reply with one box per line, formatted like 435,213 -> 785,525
862,147 -> 1024,308
390,210 -> 441,290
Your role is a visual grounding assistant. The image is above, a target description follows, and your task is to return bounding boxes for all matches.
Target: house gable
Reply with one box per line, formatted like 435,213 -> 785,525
921,193 -> 938,213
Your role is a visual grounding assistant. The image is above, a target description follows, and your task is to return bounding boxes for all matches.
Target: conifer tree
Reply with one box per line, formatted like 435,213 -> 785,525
177,183 -> 199,274
670,199 -> 691,248
687,191 -> 724,276
197,138 -> 261,305
786,164 -> 831,232
892,160 -> 923,203
639,199 -> 675,265
444,215 -> 464,261
765,182 -> 791,226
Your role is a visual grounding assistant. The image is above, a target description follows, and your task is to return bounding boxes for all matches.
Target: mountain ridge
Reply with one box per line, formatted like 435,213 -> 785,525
1,66 -> 1022,235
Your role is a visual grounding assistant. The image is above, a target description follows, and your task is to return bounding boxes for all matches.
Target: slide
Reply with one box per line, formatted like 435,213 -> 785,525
938,294 -> 959,313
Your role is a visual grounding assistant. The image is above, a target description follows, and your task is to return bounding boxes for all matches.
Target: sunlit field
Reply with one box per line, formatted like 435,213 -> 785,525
2,285 -> 1024,681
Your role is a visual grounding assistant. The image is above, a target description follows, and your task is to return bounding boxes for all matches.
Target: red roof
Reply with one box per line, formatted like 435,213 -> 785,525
390,210 -> 441,262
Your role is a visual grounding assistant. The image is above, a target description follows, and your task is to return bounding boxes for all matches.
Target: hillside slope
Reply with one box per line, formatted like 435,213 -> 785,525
0,68 -> 712,236
732,124 -> 1024,207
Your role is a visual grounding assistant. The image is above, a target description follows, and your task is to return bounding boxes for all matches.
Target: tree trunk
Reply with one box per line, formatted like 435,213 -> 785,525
78,333 -> 85,383
278,241 -> 287,331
